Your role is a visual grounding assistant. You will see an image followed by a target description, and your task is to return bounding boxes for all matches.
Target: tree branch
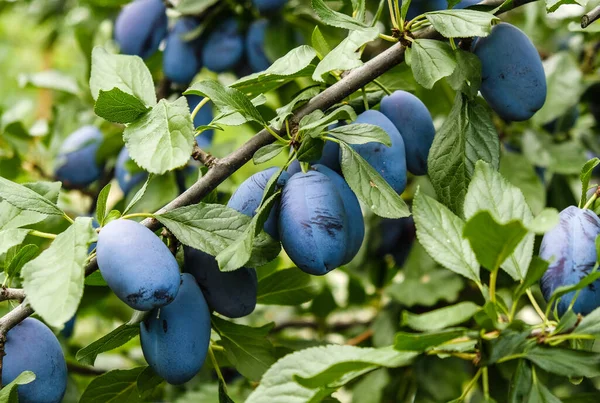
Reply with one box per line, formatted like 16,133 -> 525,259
0,0 -> 536,379
0,288 -> 25,302
582,5 -> 600,28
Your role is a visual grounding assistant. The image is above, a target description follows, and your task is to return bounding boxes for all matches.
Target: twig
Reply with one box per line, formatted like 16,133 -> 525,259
346,329 -> 374,345
582,6 -> 600,28
67,361 -> 106,376
191,141 -> 217,167
0,288 -> 25,302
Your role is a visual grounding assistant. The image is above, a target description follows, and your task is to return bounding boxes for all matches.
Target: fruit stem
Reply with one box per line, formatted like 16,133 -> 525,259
265,126 -> 289,144
387,0 -> 398,29
372,79 -> 393,96
458,368 -> 482,400
190,97 -> 210,122
121,212 -> 155,220
489,269 -> 498,303
208,345 -> 227,391
63,213 -> 74,224
29,230 -> 57,240
482,367 -> 490,400
526,288 -> 548,323
583,189 -> 598,210
394,0 -> 402,28
379,33 -> 398,42
361,87 -> 369,110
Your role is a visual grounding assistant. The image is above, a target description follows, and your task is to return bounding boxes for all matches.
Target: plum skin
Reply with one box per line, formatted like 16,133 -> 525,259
540,206 -> 600,316
346,110 -> 407,194
278,170 -> 350,275
227,167 -> 289,240
380,90 -> 435,176
246,19 -> 271,72
253,0 -> 287,13
96,219 -> 181,311
55,125 -> 103,188
186,95 -> 214,148
472,22 -> 547,122
202,19 -> 244,73
114,0 -> 167,59
2,318 -> 67,403
163,18 -> 202,85
115,147 -> 147,195
184,247 -> 257,318
140,273 -> 211,385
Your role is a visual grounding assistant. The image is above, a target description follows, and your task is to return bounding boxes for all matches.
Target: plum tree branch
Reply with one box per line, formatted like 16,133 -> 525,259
0,0 -> 537,378
582,5 -> 600,28
0,288 -> 25,302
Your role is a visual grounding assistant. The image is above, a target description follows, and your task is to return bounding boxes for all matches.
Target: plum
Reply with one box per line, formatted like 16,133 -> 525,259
253,0 -> 287,13
540,206 -> 600,316
246,19 -> 271,72
140,273 -> 211,385
2,318 -> 67,403
380,90 -> 435,175
454,0 -> 479,8
163,18 -> 202,85
115,147 -> 147,195
347,110 -> 407,194
202,19 -> 244,73
186,95 -> 214,148
55,125 -> 103,188
61,315 -> 76,339
227,167 -> 289,239
183,247 -> 257,318
114,0 -> 167,59
376,216 -> 416,267
279,170 -> 352,275
313,164 -> 364,264
96,219 -> 181,311
472,23 -> 546,122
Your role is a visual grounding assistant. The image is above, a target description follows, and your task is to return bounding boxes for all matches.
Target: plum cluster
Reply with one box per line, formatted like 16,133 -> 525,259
114,0 -> 289,85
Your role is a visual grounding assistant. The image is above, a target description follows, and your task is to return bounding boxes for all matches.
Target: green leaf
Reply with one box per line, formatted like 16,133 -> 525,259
212,95 -> 267,127
386,267 -> 464,307
79,366 -> 146,403
0,201 -> 46,231
401,0 -> 412,20
0,371 -> 36,403
573,306 -> 600,336
514,257 -> 549,300
339,142 -> 410,219
89,47 -> 156,107
257,268 -> 320,305
525,347 -> 600,378
96,183 -> 111,226
464,160 -> 534,280
402,302 -> 481,332
526,375 -> 561,403
219,381 -> 235,403
545,0 -> 586,14
428,94 -> 499,215
21,217 -> 97,327
265,45 -> 317,76
155,203 -> 280,269
297,136 -> 324,163
124,97 -> 194,174
212,316 -> 276,382
76,324 -> 139,366
463,211 -> 528,272
312,28 -> 380,82
0,229 -> 29,256
500,151 -> 546,215
246,346 -> 416,403
85,270 -> 108,286
0,177 -> 64,216
136,366 -> 163,399
548,271 -> 600,309
509,360 -> 532,403
231,67 -> 315,98
532,52 -> 583,125
521,131 -> 587,175
94,88 -> 150,124
424,10 -> 498,38
253,144 -> 286,165
311,0 -> 370,30
580,158 -> 600,208
123,174 -> 152,216
408,39 -> 457,89
300,105 -> 357,137
19,70 -> 80,94
447,49 -> 482,99
270,87 -> 321,130
351,369 -> 389,403
185,80 -> 265,125
5,244 -> 38,280
311,26 -> 332,59
394,329 -> 466,352
413,190 -> 480,282
326,124 -> 391,146
176,0 -> 219,14
527,208 -> 559,234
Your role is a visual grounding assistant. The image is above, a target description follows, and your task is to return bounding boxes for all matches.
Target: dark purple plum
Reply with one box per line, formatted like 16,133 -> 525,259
114,0 -> 167,59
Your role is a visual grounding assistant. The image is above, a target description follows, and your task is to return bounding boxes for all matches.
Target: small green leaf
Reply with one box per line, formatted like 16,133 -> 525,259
500,150 -> 546,215
22,217 -> 97,327
270,87 -> 320,130
265,45 -> 317,76
311,26 -> 332,59
5,244 -> 38,280
0,371 -> 36,403
253,144 -> 286,165
300,105 -> 357,137
326,124 -> 391,146
394,329 -> 466,352
297,137 -> 324,163
0,177 -> 64,216
447,49 -> 482,99
76,323 -> 139,366
257,268 -> 320,305
580,157 -> 600,208
84,271 -> 108,287
311,0 -> 370,30
525,347 -> 600,378
79,366 -> 146,403
408,39 -> 457,89
339,142 -> 410,219
123,175 -> 153,216
219,381 -> 235,403
513,257 -> 549,300
526,374 -> 561,403
0,201 -> 46,231
96,183 -> 111,226
94,88 -> 150,124
136,366 -> 163,399
402,302 -> 481,332
424,10 -> 498,38
19,70 -> 80,94
0,229 -> 29,256
176,0 -> 219,14
123,97 -> 194,174
573,306 -> 600,336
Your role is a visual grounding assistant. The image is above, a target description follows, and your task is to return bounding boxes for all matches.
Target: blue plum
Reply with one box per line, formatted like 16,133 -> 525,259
163,18 -> 202,85
313,164 -> 364,264
55,125 -> 103,188
253,0 -> 287,13
115,147 -> 147,195
61,315 -> 76,339
540,206 -> 600,316
2,318 -> 67,403
184,247 -> 257,318
543,106 -> 579,134
96,219 -> 181,311
348,110 -> 407,194
186,95 -> 214,148
114,0 -> 167,59
287,141 -> 341,175
376,217 -> 416,267
380,90 -> 435,175
279,170 -> 352,275
454,0 -> 479,8
202,19 -> 244,73
227,167 -> 289,239
473,23 -> 547,122
246,19 -> 271,72
140,273 -> 211,385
